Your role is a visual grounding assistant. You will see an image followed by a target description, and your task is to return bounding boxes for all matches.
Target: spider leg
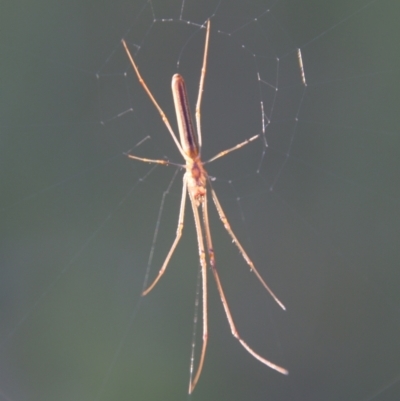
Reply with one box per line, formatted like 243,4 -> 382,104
210,185 -> 286,310
187,188 -> 208,394
205,134 -> 259,164
142,178 -> 187,296
209,255 -> 288,375
122,39 -> 186,158
195,19 -> 211,150
203,187 -> 288,376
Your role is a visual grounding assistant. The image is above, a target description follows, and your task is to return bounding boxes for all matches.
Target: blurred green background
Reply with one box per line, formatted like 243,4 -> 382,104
1,0 -> 400,400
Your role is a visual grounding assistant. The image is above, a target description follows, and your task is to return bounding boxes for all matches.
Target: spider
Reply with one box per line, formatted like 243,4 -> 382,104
122,19 -> 287,393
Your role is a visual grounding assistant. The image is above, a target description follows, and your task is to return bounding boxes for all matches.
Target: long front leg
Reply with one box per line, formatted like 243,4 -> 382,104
208,253 -> 288,375
203,188 -> 288,376
210,186 -> 286,310
142,179 -> 187,296
188,190 -> 208,394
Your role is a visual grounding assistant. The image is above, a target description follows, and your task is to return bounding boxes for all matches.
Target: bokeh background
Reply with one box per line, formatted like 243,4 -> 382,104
1,0 -> 400,400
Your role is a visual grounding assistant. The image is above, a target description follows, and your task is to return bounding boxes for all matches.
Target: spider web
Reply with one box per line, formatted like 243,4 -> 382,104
1,0 -> 399,400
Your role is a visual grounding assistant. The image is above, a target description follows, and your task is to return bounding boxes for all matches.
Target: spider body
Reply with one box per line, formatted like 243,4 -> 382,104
122,19 -> 287,393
